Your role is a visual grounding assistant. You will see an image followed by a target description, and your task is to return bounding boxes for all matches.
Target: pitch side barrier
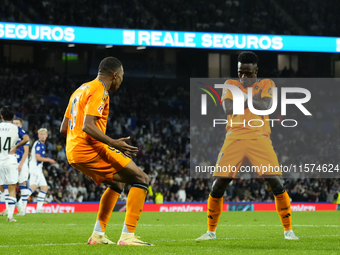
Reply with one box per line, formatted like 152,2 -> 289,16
0,202 -> 337,213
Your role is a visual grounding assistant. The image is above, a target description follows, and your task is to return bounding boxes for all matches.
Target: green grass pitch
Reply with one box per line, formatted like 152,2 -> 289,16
0,211 -> 339,254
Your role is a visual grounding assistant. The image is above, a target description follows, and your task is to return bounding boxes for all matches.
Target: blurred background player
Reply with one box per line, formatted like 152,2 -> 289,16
24,128 -> 56,213
13,118 -> 30,216
60,57 -> 152,246
0,106 -> 29,222
196,51 -> 299,241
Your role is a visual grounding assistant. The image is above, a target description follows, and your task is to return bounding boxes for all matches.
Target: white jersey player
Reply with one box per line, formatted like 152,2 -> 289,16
0,106 -> 29,222
13,118 -> 30,216
24,128 -> 56,213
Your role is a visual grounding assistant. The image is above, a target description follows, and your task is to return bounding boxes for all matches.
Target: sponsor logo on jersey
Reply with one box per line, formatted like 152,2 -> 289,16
97,102 -> 105,115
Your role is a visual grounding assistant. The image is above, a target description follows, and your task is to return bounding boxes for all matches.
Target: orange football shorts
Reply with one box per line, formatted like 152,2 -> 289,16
213,137 -> 282,178
71,145 -> 131,185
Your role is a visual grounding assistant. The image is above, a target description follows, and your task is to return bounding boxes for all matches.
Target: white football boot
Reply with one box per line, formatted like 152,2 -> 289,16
284,230 -> 299,240
196,232 -> 217,241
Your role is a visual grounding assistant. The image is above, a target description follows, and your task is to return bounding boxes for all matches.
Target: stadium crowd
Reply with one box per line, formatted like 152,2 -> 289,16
3,0 -> 339,36
0,61 -> 339,204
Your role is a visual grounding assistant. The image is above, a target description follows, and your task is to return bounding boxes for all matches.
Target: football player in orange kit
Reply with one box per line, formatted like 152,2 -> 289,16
60,57 -> 153,246
196,51 -> 299,241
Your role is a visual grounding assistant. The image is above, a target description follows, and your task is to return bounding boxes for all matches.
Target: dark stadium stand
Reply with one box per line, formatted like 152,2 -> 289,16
6,0 -> 338,36
279,0 -> 340,36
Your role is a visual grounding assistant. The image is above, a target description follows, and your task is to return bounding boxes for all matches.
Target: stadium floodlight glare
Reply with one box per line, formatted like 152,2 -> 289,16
137,46 -> 146,50
68,43 -> 75,47
1,22 -> 340,53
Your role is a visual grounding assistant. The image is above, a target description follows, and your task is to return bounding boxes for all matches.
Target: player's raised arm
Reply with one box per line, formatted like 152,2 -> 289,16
251,89 -> 272,110
19,143 -> 30,171
34,134 -> 56,164
222,97 -> 249,116
83,114 -> 138,157
60,116 -> 69,138
9,128 -> 29,155
222,99 -> 234,116
221,81 -> 249,116
35,153 -> 56,164
251,80 -> 274,110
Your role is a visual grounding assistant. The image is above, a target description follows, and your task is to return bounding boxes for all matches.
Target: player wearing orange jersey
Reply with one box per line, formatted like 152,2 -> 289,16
213,78 -> 281,179
196,51 -> 299,241
60,57 -> 153,246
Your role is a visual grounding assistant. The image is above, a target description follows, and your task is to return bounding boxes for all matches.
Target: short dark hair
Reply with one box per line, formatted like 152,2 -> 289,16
237,51 -> 259,65
0,106 -> 14,121
13,117 -> 23,124
98,57 -> 122,75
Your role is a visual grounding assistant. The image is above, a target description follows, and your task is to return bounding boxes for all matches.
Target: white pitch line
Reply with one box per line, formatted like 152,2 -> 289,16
3,234 -> 339,248
151,236 -> 270,243
0,243 -> 85,248
218,224 -> 340,228
301,235 -> 340,238
151,234 -> 340,243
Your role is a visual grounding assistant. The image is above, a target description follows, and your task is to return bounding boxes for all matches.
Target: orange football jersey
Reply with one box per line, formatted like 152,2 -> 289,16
221,79 -> 275,139
64,78 -> 110,163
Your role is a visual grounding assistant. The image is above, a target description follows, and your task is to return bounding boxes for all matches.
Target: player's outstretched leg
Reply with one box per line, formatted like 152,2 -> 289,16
265,176 -> 299,240
196,178 -> 231,241
88,183 -> 124,245
113,161 -> 153,246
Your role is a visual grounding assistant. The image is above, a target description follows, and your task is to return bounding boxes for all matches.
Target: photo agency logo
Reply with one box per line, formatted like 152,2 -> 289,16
199,82 -> 312,128
197,82 -> 223,113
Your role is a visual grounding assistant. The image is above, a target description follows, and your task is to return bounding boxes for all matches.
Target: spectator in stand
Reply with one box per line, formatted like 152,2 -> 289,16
78,182 -> 88,201
71,182 -> 78,199
76,191 -> 84,202
327,189 -> 335,203
155,189 -> 164,204
177,185 -> 186,202
46,190 -> 54,203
